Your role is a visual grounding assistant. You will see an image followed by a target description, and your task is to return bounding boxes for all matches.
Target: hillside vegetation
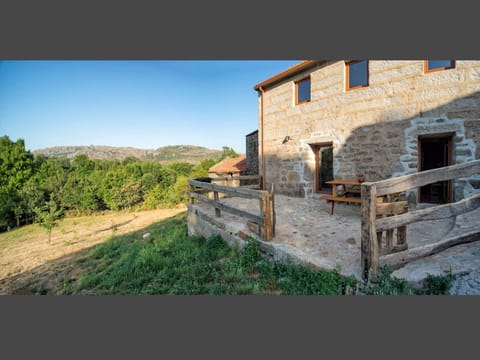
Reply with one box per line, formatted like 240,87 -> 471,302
33,145 -> 226,164
0,135 -> 239,232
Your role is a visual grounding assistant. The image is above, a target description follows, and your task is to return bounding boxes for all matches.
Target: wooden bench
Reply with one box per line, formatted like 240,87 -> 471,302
321,195 -> 361,215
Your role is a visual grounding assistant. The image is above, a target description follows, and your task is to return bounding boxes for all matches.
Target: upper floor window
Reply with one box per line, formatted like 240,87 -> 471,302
345,60 -> 369,91
295,77 -> 311,105
424,60 -> 455,73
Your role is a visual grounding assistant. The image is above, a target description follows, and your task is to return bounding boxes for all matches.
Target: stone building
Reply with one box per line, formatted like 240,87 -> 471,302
245,130 -> 259,175
254,60 -> 480,203
208,155 -> 247,187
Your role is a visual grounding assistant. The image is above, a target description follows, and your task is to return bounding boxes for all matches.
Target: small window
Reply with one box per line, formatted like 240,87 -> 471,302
424,60 -> 455,73
345,60 -> 368,91
295,77 -> 311,105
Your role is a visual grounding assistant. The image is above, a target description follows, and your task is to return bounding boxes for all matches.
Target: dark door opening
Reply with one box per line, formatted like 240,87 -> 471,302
314,143 -> 334,193
418,135 -> 452,204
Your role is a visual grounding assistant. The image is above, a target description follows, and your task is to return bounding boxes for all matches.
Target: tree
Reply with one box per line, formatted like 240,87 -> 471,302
19,179 -> 45,224
166,162 -> 194,178
0,135 -> 34,192
0,136 -> 35,229
219,146 -> 239,160
36,195 -> 63,244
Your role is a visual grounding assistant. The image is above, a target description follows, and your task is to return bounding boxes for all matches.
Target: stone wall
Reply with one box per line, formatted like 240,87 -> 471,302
258,60 -> 480,199
245,130 -> 259,175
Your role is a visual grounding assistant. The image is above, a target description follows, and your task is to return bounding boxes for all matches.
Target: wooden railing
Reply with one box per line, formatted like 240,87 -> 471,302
210,175 -> 262,189
188,177 -> 275,241
361,159 -> 480,279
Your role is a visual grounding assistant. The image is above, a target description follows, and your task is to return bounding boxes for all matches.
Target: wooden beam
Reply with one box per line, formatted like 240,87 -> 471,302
361,183 -> 379,278
379,230 -> 480,270
240,184 -> 261,189
376,193 -> 480,232
188,183 -> 194,205
211,175 -> 261,181
189,192 -> 263,225
189,179 -> 264,200
271,183 -> 276,237
374,159 -> 480,196
213,191 -> 221,217
263,192 -> 272,241
376,201 -> 408,216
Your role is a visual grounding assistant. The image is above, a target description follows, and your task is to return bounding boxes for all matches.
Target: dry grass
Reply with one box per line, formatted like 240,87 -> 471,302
0,206 -> 186,294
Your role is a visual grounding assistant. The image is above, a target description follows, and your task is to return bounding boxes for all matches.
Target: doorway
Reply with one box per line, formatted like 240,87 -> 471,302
314,143 -> 334,193
418,135 -> 453,204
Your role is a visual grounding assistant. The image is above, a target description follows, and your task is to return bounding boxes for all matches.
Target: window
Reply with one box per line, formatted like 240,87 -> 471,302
295,77 -> 311,104
424,60 -> 455,73
345,60 -> 368,91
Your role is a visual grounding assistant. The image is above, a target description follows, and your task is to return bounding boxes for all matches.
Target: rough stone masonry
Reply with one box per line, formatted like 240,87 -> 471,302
256,60 -> 480,200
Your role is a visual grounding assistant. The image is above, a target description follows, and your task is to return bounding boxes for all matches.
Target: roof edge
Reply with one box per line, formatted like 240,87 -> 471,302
253,60 -> 327,91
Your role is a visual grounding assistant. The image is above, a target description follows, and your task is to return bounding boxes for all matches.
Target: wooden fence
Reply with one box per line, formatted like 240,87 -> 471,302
361,159 -> 480,279
210,175 -> 262,189
188,176 -> 275,241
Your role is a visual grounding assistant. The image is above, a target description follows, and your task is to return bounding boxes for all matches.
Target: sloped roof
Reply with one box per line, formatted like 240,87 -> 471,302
208,155 -> 247,173
253,60 -> 328,91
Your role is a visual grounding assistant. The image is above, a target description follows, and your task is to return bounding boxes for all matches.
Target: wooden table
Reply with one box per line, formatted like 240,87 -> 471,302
321,179 -> 363,215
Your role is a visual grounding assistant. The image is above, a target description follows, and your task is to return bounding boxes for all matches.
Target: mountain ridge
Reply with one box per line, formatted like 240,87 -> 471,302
33,144 -> 229,164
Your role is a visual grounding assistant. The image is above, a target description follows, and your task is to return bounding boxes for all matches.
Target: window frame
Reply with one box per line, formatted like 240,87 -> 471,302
424,60 -> 455,74
295,76 -> 311,105
345,60 -> 369,91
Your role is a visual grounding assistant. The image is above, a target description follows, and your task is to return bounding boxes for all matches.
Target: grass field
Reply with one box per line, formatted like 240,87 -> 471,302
0,207 -> 186,294
0,209 -> 453,295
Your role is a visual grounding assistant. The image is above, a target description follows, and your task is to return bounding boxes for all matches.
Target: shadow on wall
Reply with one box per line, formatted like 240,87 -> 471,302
262,91 -> 480,201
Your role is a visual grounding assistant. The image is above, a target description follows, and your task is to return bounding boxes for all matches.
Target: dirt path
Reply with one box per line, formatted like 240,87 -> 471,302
0,207 -> 186,294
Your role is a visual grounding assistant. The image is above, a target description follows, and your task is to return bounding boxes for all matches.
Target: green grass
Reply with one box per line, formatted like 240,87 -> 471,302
59,213 -> 454,295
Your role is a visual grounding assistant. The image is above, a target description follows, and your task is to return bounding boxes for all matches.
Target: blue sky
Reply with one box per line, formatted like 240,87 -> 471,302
0,60 -> 299,153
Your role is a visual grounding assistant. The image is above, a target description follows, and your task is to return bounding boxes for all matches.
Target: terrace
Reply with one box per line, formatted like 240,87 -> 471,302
187,161 -> 480,283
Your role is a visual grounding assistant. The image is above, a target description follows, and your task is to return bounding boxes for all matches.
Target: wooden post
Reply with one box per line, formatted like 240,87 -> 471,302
213,191 -> 221,217
376,196 -> 385,251
188,183 -> 195,205
361,183 -> 378,279
385,194 -> 394,251
396,193 -> 408,248
263,192 -> 272,241
270,183 -> 275,237
259,193 -> 265,239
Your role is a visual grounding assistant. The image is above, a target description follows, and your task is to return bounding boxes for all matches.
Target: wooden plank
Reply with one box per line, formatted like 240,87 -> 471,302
188,184 -> 194,205
189,179 -> 264,200
379,230 -> 480,270
189,192 -> 263,225
320,196 -> 362,203
240,184 -> 261,189
346,189 -> 361,194
271,183 -> 276,237
376,196 -> 386,250
376,201 -> 408,215
211,175 -> 261,181
263,192 -> 272,241
376,193 -> 480,232
397,226 -> 407,246
375,159 -> 480,196
385,227 -> 393,251
259,193 -> 265,239
326,180 -> 362,186
361,183 -> 379,278
213,191 -> 221,217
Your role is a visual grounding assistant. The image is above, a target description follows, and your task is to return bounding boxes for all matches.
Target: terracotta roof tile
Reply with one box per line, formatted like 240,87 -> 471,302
208,156 -> 247,173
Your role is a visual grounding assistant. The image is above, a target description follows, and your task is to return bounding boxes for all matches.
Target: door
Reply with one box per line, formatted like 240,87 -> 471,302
418,135 -> 452,204
314,143 -> 334,193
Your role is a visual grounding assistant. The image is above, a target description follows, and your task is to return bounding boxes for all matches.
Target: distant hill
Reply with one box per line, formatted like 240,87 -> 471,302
33,145 -> 226,164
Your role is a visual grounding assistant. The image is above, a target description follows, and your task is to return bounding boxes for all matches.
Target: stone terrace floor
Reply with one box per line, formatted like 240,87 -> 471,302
191,193 -> 480,292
